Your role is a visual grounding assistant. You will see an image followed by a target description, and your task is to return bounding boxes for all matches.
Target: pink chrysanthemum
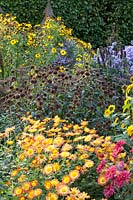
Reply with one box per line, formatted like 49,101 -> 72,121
114,170 -> 131,188
105,165 -> 117,181
103,183 -> 115,199
112,140 -> 126,158
96,159 -> 106,173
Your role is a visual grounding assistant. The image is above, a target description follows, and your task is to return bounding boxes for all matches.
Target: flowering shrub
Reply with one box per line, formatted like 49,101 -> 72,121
0,13 -> 94,78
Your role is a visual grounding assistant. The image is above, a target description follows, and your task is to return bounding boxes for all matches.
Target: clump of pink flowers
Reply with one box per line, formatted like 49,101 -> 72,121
100,162 -> 131,199
96,139 -> 131,199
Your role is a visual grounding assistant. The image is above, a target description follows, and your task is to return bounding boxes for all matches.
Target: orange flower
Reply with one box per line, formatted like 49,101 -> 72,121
44,180 -> 52,190
56,183 -> 70,196
51,179 -> 59,187
34,188 -> 42,197
19,152 -> 26,160
54,137 -> 64,147
27,190 -> 35,199
26,147 -> 35,157
62,175 -> 71,184
14,187 -> 23,196
11,169 -> 18,177
84,160 -> 94,168
98,174 -> 107,186
60,151 -> 70,158
46,192 -> 58,200
69,170 -> 80,181
31,180 -> 38,187
19,197 -> 26,200
53,163 -> 61,172
42,164 -> 53,175
18,175 -> 26,183
22,182 -> 31,191
61,143 -> 73,151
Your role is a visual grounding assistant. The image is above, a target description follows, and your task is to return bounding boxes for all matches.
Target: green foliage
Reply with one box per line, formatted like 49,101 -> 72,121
0,0 -> 132,47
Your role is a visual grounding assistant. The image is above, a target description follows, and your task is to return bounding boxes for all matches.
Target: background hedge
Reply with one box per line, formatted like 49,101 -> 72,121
0,0 -> 132,48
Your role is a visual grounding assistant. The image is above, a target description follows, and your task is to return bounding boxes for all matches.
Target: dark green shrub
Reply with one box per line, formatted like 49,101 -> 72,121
0,0 -> 132,47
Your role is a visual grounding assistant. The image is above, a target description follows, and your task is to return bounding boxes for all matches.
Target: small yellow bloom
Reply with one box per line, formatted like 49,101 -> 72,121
14,187 -> 23,196
98,175 -> 107,186
127,125 -> 133,136
35,53 -> 41,58
76,57 -> 82,62
10,39 -> 18,45
130,76 -> 133,83
6,140 -> 14,145
60,49 -> 67,56
84,160 -> 94,168
108,105 -> 115,113
104,109 -> 111,117
57,16 -> 62,21
51,48 -> 57,53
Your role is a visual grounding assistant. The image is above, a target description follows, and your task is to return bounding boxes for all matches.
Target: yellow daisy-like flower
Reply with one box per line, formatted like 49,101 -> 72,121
127,125 -> 133,136
56,183 -> 70,196
51,48 -> 57,53
76,57 -> 82,62
62,175 -> 71,184
13,187 -> 23,196
34,188 -> 42,197
6,140 -> 14,145
60,49 -> 67,56
10,39 -> 18,45
104,109 -> 111,117
46,192 -> 58,200
84,160 -> 94,168
51,179 -> 59,187
19,196 -> 26,200
130,76 -> 133,83
108,105 -> 115,113
26,147 -> 34,157
27,190 -> 35,199
35,53 -> 41,58
42,164 -> 53,175
69,170 -> 80,181
44,180 -> 52,190
60,151 -> 70,158
98,175 -> 107,186
11,169 -> 18,177
31,180 -> 38,187
53,163 -> 61,172
22,182 -> 31,192
57,16 -> 62,21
